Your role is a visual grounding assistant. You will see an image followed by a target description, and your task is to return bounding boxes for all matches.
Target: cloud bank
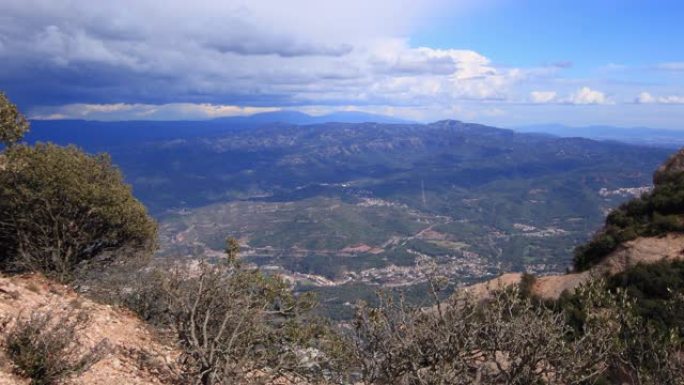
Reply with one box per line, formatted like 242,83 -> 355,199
0,0 -> 681,126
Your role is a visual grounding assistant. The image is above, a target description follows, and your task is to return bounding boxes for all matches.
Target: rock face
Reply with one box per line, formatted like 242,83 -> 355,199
653,147 -> 684,185
0,274 -> 180,385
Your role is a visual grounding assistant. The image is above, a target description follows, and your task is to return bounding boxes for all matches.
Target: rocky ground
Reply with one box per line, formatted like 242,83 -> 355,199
0,274 -> 180,385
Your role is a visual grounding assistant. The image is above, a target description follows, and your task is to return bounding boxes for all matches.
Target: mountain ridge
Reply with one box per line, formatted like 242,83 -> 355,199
514,123 -> 684,148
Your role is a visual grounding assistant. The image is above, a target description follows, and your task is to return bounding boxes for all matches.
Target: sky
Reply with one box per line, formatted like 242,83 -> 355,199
0,0 -> 683,128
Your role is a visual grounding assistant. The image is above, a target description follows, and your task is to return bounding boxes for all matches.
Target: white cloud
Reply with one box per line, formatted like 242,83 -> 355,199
656,62 -> 684,71
1,0 -> 676,126
528,88 -> 612,105
659,95 -> 684,104
0,0 -> 540,114
636,92 -> 684,104
30,103 -> 281,120
636,92 -> 656,104
566,87 -> 608,105
529,91 -> 557,103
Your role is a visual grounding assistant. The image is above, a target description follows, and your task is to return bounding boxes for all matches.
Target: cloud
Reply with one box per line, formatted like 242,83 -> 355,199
550,61 -> 573,69
635,92 -> 684,104
656,62 -> 684,71
566,87 -> 608,105
635,92 -> 656,104
529,91 -> 557,103
0,0 -> 676,125
528,88 -> 612,105
0,0 -> 537,114
30,103 -> 281,120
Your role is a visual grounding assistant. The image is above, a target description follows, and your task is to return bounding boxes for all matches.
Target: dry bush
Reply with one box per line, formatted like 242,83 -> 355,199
353,278 -> 684,385
166,259 -> 352,385
84,243 -> 353,385
2,310 -> 109,385
353,281 -> 617,385
76,258 -> 173,328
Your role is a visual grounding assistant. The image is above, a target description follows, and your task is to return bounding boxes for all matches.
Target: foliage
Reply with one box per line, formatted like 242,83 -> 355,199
574,172 -> 684,270
169,260 -> 351,384
545,279 -> 684,385
0,92 -> 29,147
2,311 -> 109,385
0,143 -> 157,282
352,283 -> 616,385
518,272 -> 537,298
606,260 -> 684,335
104,240 -> 353,385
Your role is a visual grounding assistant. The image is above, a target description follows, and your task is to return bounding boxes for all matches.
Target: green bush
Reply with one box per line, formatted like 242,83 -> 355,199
607,260 -> 684,334
0,143 -> 157,282
573,170 -> 684,270
0,92 -> 29,147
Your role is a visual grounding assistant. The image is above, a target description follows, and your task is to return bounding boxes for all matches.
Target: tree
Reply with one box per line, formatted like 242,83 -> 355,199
0,92 -> 30,147
0,143 -> 157,282
164,239 -> 349,385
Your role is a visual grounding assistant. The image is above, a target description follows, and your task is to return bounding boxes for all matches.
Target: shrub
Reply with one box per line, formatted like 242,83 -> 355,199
607,260 -> 684,334
3,311 -> 109,385
80,262 -> 174,328
573,233 -> 619,271
0,143 -> 157,282
546,278 -> 684,384
166,259 -> 350,385
0,92 -> 29,147
101,240 -> 352,385
518,272 -> 537,298
353,284 -> 615,385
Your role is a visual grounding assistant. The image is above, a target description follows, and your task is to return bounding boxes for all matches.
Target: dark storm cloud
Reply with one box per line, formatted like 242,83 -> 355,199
0,0 -> 367,109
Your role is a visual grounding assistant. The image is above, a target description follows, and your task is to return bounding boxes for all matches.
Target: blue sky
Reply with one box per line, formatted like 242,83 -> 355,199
415,1 -> 683,70
0,0 -> 682,128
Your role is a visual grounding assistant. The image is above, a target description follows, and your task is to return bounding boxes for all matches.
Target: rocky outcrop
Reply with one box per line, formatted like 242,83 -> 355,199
467,233 -> 684,301
653,147 -> 684,185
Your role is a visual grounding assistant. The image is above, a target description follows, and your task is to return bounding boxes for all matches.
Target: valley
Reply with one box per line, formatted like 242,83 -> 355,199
28,118 -> 671,317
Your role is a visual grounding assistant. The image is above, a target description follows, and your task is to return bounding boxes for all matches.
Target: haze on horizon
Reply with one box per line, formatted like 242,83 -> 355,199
0,0 -> 682,129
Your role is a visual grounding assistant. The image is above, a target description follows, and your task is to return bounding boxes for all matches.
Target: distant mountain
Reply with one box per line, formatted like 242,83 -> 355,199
26,111 -> 411,150
213,110 -> 413,125
513,124 -> 684,148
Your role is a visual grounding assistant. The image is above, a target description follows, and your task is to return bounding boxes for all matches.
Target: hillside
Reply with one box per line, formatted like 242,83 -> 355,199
468,233 -> 684,300
469,146 -> 684,301
0,274 -> 180,385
